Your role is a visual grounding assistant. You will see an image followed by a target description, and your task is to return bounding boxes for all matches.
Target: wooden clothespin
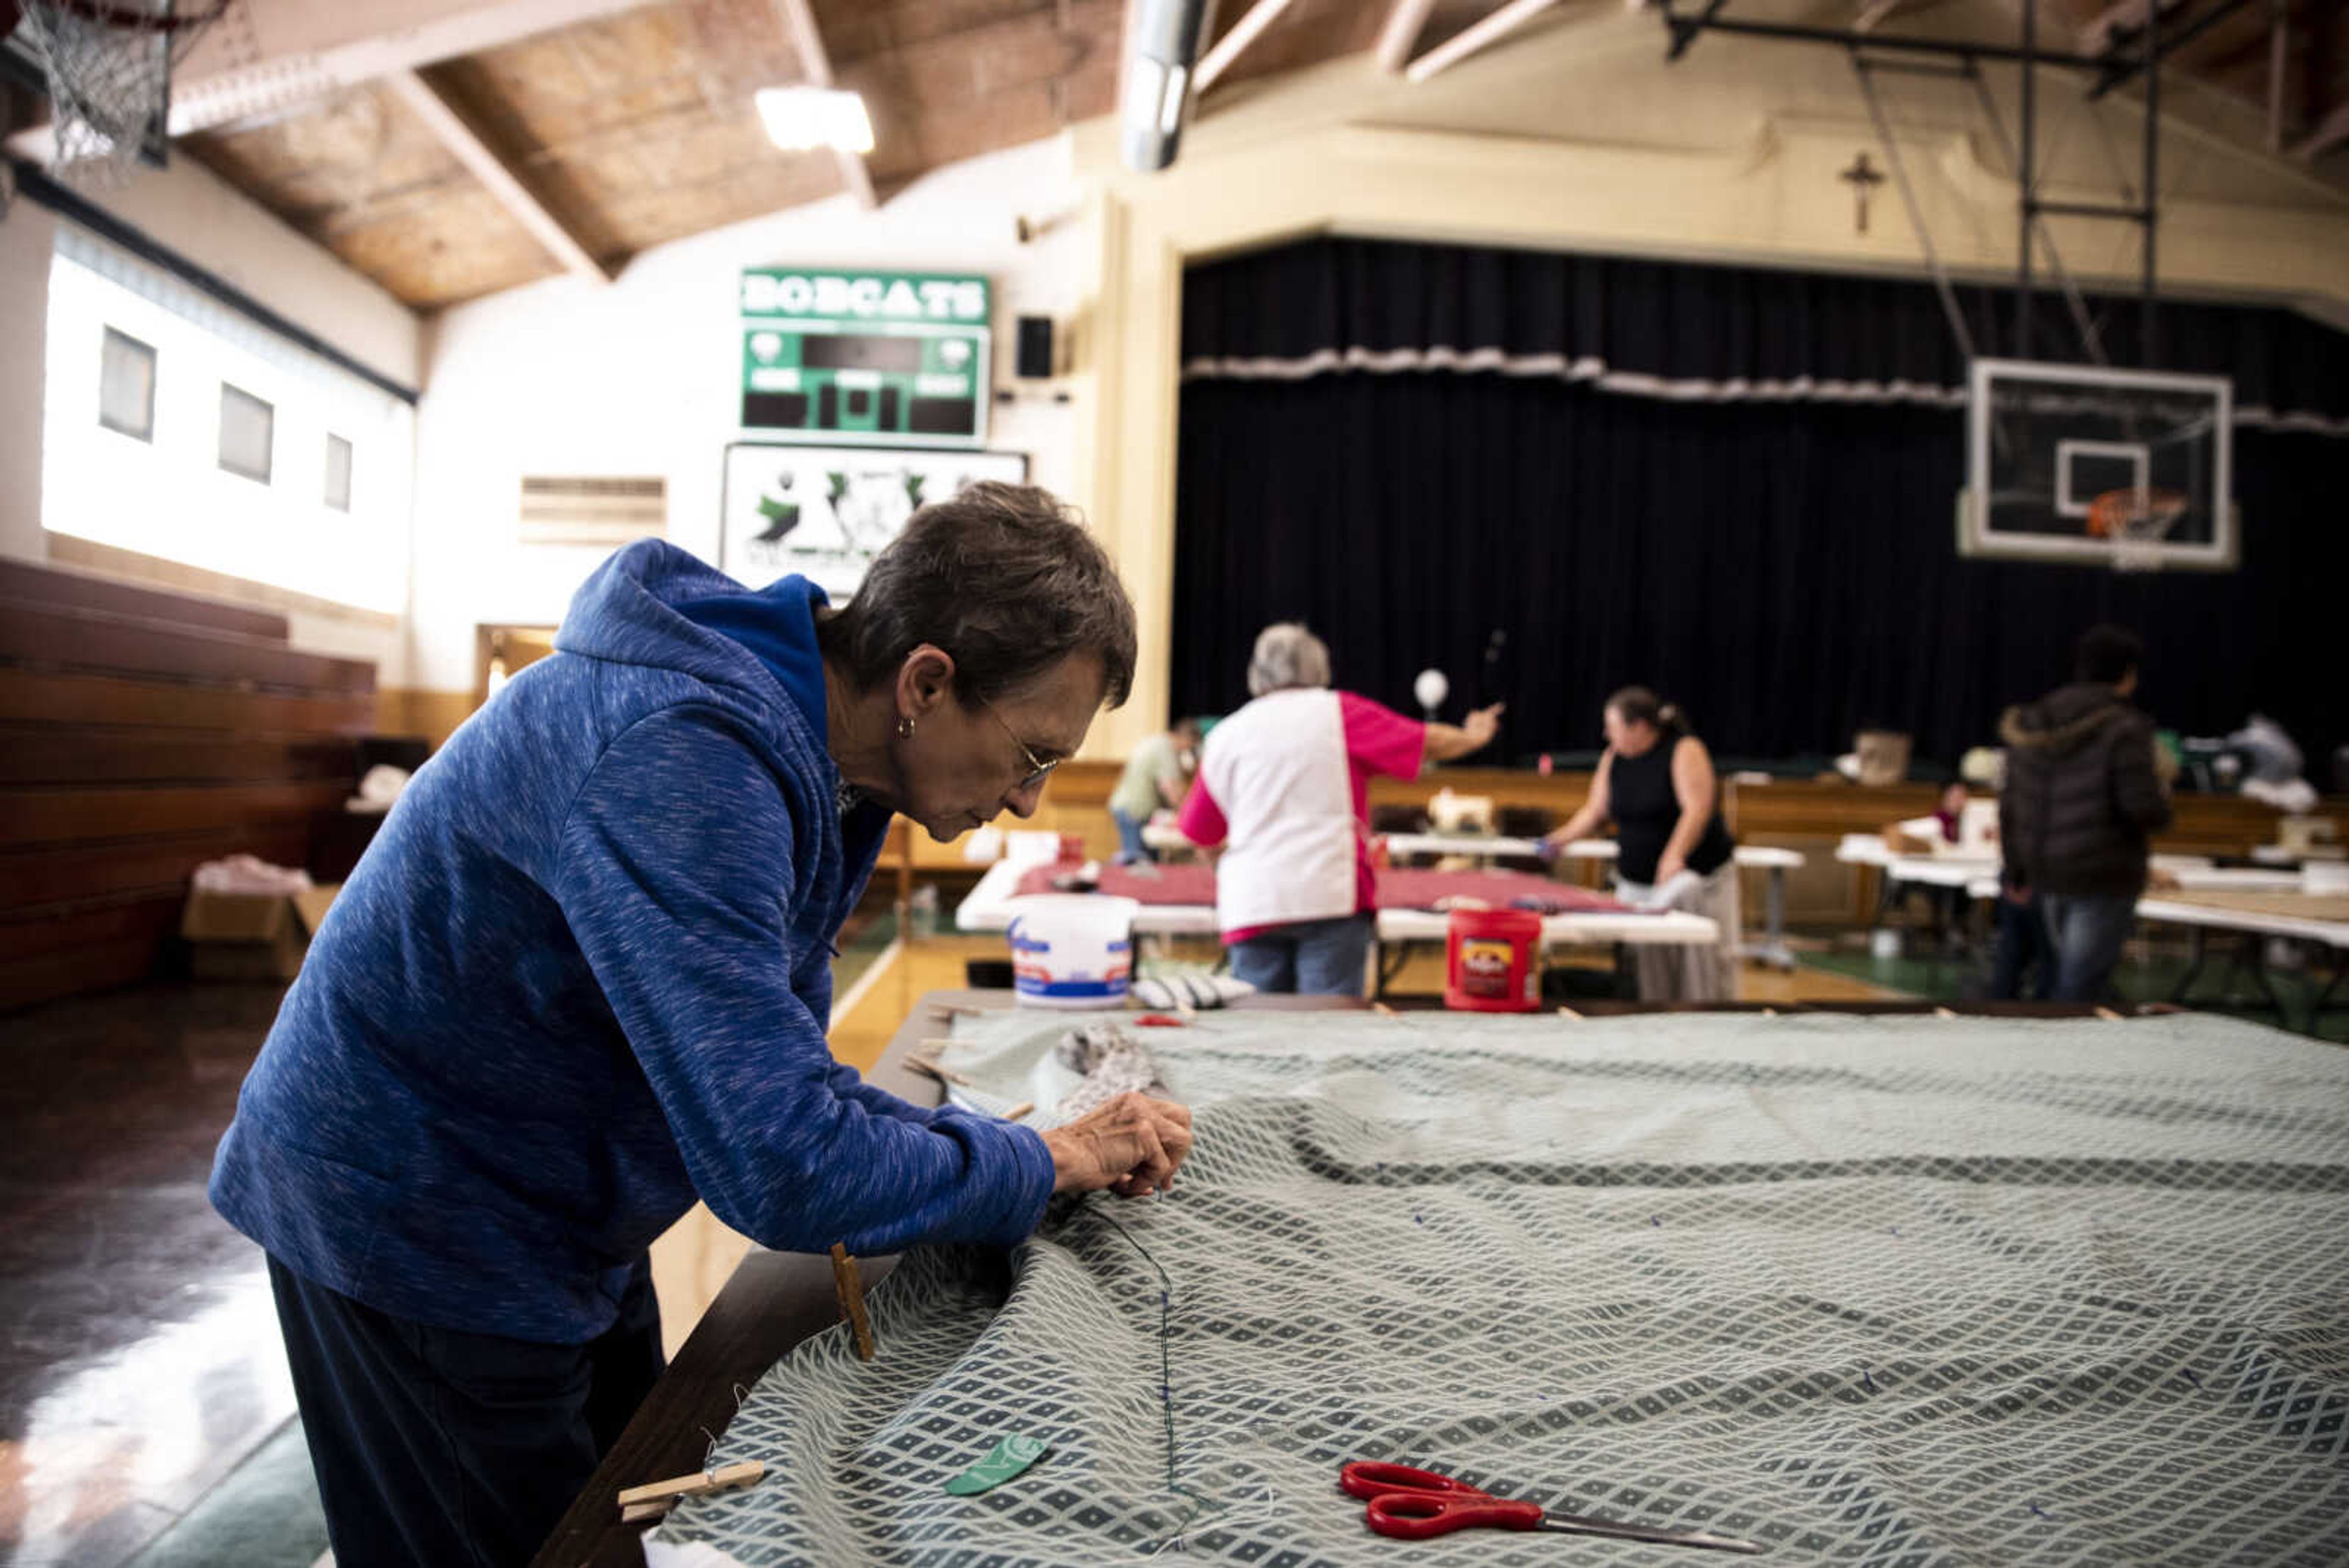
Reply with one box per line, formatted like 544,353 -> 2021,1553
907,1051 -> 973,1087
1003,1101 -> 1035,1121
1371,1001 -> 1398,1017
2094,1006 -> 2123,1022
1934,1006 -> 1958,1020
1556,1005 -> 1584,1020
616,1459 -> 765,1522
831,1242 -> 877,1361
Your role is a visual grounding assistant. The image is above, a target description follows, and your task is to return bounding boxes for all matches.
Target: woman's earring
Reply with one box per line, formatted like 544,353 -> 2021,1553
897,717 -> 916,740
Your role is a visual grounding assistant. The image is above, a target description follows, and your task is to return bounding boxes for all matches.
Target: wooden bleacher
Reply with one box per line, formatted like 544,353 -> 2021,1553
0,558 -> 376,1011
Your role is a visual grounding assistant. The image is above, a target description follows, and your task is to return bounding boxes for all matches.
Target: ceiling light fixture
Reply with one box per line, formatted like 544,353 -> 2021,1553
754,86 -> 875,154
1120,0 -> 1217,172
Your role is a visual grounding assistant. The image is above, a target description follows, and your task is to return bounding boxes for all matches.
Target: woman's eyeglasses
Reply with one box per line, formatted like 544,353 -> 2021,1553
983,700 -> 1061,793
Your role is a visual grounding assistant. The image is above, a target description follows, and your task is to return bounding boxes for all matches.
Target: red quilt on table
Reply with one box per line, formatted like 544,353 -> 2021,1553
1012,861 -> 1628,914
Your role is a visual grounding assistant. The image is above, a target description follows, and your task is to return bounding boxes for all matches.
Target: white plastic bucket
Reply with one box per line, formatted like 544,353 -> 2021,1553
1004,894 -> 1140,1009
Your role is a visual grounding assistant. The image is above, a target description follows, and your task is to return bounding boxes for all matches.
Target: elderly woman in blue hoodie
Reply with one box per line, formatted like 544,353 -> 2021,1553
208,483 -> 1192,1568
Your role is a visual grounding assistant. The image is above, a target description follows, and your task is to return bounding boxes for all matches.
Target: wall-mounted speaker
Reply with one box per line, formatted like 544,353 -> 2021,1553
1015,316 -> 1055,379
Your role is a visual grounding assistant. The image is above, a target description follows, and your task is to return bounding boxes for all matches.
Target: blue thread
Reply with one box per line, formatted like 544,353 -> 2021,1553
2028,1503 -> 2049,1519
1861,1368 -> 1877,1394
1080,1198 -> 1198,1526
1651,1216 -> 1662,1228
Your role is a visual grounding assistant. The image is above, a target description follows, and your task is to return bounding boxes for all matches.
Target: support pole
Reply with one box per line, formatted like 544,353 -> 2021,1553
2267,0 -> 2287,154
1853,53 -> 1976,363
2142,0 -> 2160,366
2017,0 -> 2036,359
1965,60 -> 2109,366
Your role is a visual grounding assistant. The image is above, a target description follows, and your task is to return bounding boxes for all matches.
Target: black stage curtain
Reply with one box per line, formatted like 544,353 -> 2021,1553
1171,238 -> 2349,771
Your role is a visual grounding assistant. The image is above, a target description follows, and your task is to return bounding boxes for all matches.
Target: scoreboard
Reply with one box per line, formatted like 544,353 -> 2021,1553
739,268 -> 992,448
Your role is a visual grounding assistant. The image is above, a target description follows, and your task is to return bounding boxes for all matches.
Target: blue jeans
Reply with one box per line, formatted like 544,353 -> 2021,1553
2041,891 -> 2139,1003
1989,890 -> 2054,1001
1110,806 -> 1153,865
1228,912 -> 1376,997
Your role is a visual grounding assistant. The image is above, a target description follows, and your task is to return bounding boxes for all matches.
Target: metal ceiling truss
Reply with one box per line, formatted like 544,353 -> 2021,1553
1657,0 -> 2265,368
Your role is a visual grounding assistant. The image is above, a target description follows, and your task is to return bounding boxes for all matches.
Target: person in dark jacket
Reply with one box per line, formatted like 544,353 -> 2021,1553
210,483 -> 1195,1568
1997,625 -> 2175,1002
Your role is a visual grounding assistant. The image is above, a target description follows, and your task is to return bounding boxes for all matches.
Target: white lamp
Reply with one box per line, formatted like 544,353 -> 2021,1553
1413,668 -> 1449,722
754,86 -> 875,154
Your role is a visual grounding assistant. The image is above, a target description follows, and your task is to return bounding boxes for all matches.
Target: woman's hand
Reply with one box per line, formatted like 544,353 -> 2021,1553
1041,1092 -> 1194,1197
1655,850 -> 1688,885
1422,704 -> 1506,766
1462,703 -> 1504,749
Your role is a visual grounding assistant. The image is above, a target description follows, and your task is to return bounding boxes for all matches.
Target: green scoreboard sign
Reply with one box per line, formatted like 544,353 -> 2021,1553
738,268 -> 992,448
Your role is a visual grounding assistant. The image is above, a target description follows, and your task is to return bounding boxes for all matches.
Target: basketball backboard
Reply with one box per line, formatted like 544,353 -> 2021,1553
1960,358 -> 2236,571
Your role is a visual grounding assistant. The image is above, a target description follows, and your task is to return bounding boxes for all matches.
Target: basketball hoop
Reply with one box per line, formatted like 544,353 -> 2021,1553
12,0 -> 231,185
2087,484 -> 2188,573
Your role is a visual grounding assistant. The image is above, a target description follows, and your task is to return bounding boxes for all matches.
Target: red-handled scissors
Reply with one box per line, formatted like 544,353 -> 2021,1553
1338,1462 -> 1765,1553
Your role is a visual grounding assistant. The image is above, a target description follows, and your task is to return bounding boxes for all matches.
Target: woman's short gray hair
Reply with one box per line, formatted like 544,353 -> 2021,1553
1247,623 -> 1332,697
817,481 -> 1137,708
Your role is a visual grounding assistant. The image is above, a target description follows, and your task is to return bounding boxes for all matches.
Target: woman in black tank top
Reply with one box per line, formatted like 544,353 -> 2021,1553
1542,686 -> 1739,1000
1543,688 -> 1734,885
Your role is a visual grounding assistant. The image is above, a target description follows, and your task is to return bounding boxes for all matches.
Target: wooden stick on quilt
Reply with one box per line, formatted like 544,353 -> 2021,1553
831,1243 -> 877,1361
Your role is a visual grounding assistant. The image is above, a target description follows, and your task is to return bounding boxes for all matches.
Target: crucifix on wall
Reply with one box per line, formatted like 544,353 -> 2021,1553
1840,151 -> 1887,234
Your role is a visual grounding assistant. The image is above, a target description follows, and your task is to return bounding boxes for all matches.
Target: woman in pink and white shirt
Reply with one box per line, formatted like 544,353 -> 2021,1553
1176,623 -> 1501,995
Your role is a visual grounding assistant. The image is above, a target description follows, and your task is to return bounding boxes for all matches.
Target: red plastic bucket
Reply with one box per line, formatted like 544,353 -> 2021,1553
1444,907 -> 1542,1013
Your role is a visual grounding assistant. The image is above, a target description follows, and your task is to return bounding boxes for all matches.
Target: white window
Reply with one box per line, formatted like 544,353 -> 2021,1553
99,327 -> 155,441
324,433 -> 353,511
218,382 -> 274,483
43,231 -> 415,612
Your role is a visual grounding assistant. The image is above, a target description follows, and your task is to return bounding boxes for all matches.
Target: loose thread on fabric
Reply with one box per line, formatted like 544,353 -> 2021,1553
697,1386 -> 757,1477
1079,1196 -> 1211,1550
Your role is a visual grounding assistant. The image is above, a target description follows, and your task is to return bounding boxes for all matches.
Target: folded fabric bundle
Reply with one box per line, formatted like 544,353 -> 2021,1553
191,853 -> 313,897
1052,1024 -> 1170,1121
1130,972 -> 1254,1011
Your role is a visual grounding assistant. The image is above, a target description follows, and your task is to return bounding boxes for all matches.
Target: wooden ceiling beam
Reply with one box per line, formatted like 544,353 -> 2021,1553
2292,94 -> 2349,156
1376,0 -> 1441,73
1854,0 -> 1922,33
1194,0 -> 1305,93
167,0 -> 666,137
382,67 -> 615,283
766,0 -> 877,209
1405,0 -> 1564,84
2077,0 -> 2198,59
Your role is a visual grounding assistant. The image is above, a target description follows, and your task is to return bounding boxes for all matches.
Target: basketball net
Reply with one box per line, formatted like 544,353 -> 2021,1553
13,0 -> 228,185
2087,485 -> 2188,574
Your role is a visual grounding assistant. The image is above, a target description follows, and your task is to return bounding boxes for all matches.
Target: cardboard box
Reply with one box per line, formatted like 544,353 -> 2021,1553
182,883 -> 340,981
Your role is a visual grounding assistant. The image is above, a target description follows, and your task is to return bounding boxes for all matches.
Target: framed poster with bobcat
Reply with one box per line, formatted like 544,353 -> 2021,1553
718,443 -> 1029,593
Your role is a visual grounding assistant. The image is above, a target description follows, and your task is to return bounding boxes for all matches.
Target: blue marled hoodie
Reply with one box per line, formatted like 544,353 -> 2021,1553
209,541 -> 1056,1343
